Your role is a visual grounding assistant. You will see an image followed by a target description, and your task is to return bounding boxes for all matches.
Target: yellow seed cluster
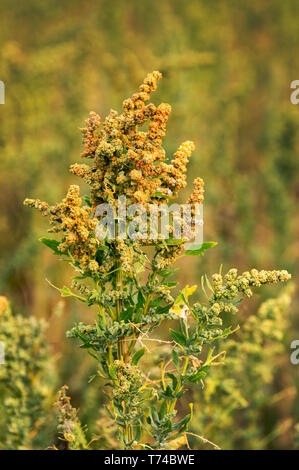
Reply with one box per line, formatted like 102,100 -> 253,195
73,71 -> 203,209
212,268 -> 292,302
24,72 -> 205,273
80,111 -> 101,160
24,185 -> 99,271
187,177 -> 205,205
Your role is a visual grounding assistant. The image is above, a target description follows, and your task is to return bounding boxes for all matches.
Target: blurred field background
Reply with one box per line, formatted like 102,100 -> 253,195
0,0 -> 299,449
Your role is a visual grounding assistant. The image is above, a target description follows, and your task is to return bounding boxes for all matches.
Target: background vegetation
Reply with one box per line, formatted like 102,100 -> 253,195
0,0 -> 298,449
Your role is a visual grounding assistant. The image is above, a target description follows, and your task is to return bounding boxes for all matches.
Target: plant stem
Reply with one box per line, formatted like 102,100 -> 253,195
115,264 -> 124,359
169,356 -> 189,414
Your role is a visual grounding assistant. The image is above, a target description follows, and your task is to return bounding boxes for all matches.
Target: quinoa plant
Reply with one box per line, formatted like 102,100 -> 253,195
0,296 -> 56,449
193,285 -> 294,449
24,71 -> 291,449
52,385 -> 88,450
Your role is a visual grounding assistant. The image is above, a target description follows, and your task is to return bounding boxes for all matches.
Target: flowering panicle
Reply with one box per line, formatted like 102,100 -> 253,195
25,71 -> 205,272
80,111 -> 101,160
187,177 -> 205,205
25,185 -> 99,273
75,71 -> 200,213
55,385 -> 88,450
211,268 -> 291,302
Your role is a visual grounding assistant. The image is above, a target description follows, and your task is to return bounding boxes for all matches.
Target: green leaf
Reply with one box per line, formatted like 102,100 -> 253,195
172,350 -> 180,370
134,424 -> 142,443
39,237 -> 65,255
88,374 -> 97,383
170,329 -> 186,346
108,364 -> 117,379
47,279 -> 88,303
173,404 -> 193,432
187,365 -> 210,383
159,267 -> 179,279
165,385 -> 173,397
176,389 -> 185,399
207,325 -> 240,342
184,241 -> 217,256
162,281 -> 177,287
166,373 -> 178,390
61,286 -> 74,297
156,304 -> 172,315
204,274 -> 214,293
159,400 -> 167,419
88,350 -> 99,361
104,405 -> 114,420
164,238 -> 184,246
136,291 -> 145,308
151,406 -> 160,424
132,347 -> 146,365
84,195 -> 92,207
120,307 -> 134,322
96,245 -> 108,252
153,191 -> 168,198
172,413 -> 191,431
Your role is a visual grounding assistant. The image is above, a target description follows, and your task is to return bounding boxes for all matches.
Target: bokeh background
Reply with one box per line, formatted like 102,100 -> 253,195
0,0 -> 299,449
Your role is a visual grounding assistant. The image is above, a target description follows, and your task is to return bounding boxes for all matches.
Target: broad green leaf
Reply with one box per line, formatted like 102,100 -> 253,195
120,307 -> 134,322
132,347 -> 146,365
187,365 -> 210,383
39,237 -> 65,255
170,329 -> 186,346
153,191 -> 168,198
184,241 -> 217,256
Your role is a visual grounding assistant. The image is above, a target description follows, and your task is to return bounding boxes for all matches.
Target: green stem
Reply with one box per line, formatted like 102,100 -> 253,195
115,264 -> 124,359
143,269 -> 157,317
168,356 -> 189,414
